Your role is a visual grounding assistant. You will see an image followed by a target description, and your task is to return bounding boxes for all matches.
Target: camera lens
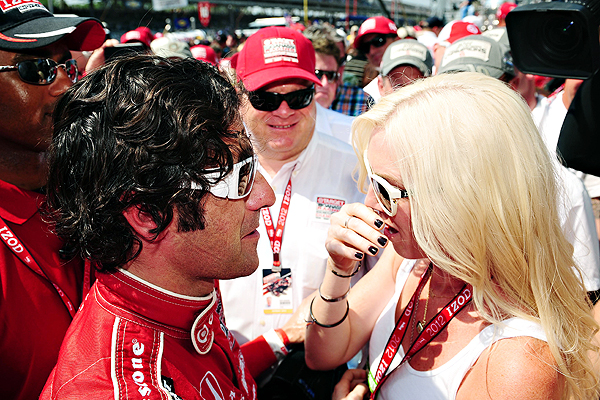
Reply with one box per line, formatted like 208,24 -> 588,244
506,2 -> 600,79
538,12 -> 587,62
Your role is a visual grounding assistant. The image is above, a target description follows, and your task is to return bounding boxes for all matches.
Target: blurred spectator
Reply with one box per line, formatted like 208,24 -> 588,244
496,2 -> 517,27
225,31 -> 240,55
312,36 -> 342,109
418,16 -> 444,57
432,20 -> 480,74
396,25 -> 417,40
355,17 -> 401,103
342,53 -> 368,87
377,39 -> 433,98
150,35 -> 192,59
462,14 -> 484,30
333,56 -> 373,116
304,24 -> 373,117
458,0 -> 478,19
190,44 -> 218,65
120,26 -> 154,49
211,41 -> 223,60
347,24 -> 360,49
304,23 -> 347,65
354,16 -> 399,73
437,35 -> 513,82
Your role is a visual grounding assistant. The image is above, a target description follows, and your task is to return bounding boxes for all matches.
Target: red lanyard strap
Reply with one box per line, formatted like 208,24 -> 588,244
369,268 -> 473,399
0,215 -> 80,318
261,172 -> 293,273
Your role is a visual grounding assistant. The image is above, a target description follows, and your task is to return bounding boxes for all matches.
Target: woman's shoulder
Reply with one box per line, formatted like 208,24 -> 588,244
458,334 -> 562,400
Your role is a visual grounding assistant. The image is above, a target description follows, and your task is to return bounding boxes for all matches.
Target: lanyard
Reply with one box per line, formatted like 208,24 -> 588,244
261,170 -> 294,273
369,266 -> 473,399
0,214 -> 88,318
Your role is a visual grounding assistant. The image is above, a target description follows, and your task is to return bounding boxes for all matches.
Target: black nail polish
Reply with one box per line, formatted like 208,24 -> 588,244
355,252 -> 364,260
378,236 -> 388,246
368,246 -> 378,255
374,219 -> 384,228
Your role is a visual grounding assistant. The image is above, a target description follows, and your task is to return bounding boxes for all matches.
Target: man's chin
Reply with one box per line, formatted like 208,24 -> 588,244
231,254 -> 260,279
315,94 -> 333,109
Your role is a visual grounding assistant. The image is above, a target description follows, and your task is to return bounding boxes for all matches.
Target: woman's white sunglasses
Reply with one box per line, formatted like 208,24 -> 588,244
363,150 -> 409,216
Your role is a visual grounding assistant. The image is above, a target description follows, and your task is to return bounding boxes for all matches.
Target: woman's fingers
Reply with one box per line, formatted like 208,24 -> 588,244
326,203 -> 388,269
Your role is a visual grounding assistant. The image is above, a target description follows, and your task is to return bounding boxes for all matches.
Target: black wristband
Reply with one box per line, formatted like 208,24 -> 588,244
329,262 -> 361,278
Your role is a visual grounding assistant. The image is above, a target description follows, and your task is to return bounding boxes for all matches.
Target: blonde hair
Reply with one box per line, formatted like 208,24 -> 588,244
352,72 -> 599,399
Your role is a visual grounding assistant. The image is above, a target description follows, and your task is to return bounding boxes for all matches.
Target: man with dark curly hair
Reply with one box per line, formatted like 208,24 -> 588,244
40,55 -> 275,400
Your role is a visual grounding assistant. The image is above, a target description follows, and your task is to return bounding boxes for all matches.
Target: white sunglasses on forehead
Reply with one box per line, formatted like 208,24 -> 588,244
188,154 -> 257,199
363,150 -> 409,217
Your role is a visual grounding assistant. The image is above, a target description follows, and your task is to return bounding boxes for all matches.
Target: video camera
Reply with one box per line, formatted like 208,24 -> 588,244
505,0 -> 600,176
506,0 -> 600,79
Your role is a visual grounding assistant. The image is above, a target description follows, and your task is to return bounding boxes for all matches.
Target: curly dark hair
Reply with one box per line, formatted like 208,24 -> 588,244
45,55 -> 249,273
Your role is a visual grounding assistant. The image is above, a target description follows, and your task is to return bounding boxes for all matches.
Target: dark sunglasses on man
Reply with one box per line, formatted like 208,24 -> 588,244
0,58 -> 79,85
359,34 -> 395,54
248,85 -> 315,112
315,69 -> 339,83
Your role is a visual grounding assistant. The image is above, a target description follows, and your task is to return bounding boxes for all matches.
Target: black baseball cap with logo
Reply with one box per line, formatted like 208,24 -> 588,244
0,0 -> 105,51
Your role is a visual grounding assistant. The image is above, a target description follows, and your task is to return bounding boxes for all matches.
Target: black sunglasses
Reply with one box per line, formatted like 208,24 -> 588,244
248,85 -> 315,112
0,58 -> 78,85
359,34 -> 392,54
315,69 -> 339,82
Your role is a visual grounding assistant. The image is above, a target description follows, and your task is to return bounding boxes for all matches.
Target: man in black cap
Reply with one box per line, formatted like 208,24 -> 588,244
0,1 -> 104,399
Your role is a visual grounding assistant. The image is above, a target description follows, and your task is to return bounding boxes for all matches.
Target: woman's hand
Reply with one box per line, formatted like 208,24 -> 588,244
326,203 -> 388,274
332,369 -> 369,400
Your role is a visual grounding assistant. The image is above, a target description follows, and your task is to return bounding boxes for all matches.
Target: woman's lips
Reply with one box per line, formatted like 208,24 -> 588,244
384,224 -> 399,237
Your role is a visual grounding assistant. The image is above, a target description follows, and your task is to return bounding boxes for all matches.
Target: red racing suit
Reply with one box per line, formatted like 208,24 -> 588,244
41,269 -> 257,400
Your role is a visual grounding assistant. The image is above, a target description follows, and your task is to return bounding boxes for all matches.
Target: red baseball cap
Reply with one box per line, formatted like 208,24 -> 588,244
496,2 -> 517,20
190,44 -> 217,66
235,26 -> 321,91
436,20 -> 481,46
354,16 -> 398,49
120,26 -> 154,48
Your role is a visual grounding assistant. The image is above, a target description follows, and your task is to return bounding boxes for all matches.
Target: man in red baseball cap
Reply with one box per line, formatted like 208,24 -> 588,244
432,20 -> 481,73
354,16 -> 399,68
0,1 -> 104,399
223,26 -> 365,377
191,43 -> 218,65
120,26 -> 154,49
496,2 -> 517,26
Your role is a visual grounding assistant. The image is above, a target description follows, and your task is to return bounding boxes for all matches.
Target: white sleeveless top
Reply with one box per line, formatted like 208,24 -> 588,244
368,259 -> 547,400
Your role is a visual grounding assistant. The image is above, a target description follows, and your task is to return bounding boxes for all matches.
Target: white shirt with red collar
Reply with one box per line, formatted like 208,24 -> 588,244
220,127 -> 364,346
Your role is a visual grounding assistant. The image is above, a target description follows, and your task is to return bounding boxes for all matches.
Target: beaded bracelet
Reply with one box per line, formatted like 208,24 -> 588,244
307,297 -> 349,328
319,284 -> 349,303
329,262 -> 361,278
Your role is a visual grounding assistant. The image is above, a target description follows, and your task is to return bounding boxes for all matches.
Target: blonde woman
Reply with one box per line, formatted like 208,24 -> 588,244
305,72 -> 599,400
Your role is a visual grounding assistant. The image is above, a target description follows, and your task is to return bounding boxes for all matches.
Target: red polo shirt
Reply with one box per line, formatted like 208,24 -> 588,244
0,179 -> 86,400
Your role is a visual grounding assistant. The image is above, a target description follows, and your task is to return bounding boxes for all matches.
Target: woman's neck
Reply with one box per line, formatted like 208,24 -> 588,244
429,264 -> 465,298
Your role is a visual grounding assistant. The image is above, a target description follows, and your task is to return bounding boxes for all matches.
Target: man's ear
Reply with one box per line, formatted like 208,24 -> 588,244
337,64 -> 345,84
122,206 -> 160,242
377,75 -> 385,96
